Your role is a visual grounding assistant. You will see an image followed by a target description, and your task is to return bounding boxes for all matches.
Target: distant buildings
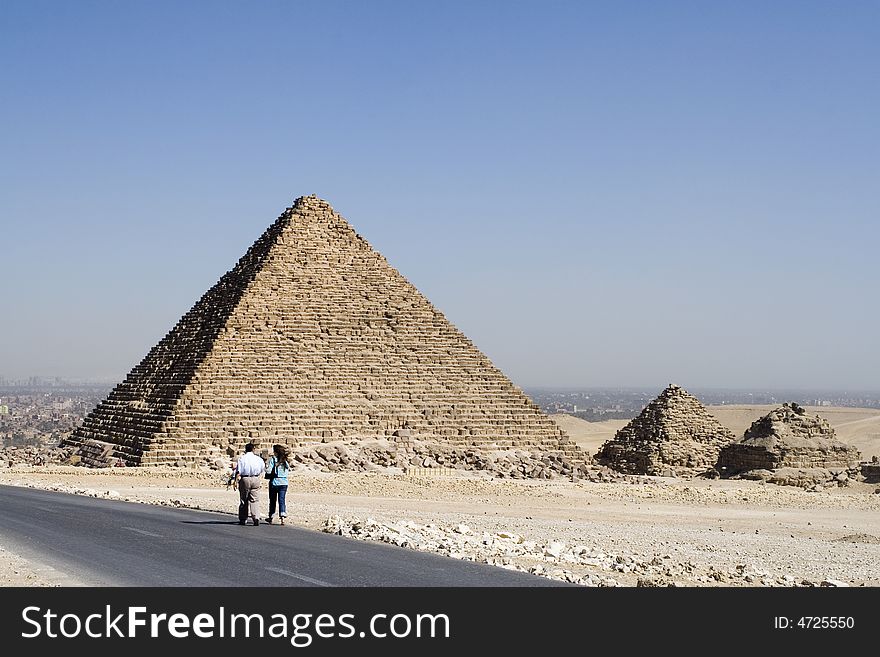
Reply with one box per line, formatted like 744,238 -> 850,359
0,387 -> 106,447
529,388 -> 880,418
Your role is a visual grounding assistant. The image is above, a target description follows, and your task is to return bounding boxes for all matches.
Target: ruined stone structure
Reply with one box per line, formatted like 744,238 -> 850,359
595,384 -> 735,476
65,196 -> 581,469
861,456 -> 880,483
717,403 -> 860,474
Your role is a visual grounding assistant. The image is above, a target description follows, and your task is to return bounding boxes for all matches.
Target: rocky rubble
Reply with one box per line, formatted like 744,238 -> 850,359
281,438 -> 646,483
736,466 -> 863,491
320,515 -> 841,587
2,438 -> 601,483
0,445 -> 76,467
322,514 -> 621,586
283,438 -> 600,481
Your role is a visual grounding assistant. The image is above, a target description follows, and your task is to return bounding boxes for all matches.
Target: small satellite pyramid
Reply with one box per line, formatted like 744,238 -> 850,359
596,384 -> 734,475
717,403 -> 860,475
65,196 -> 580,467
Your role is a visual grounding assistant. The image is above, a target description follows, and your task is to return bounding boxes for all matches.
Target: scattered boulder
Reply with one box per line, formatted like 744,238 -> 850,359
320,515 -> 827,588
319,516 -> 626,586
281,437 -> 596,481
0,445 -> 76,467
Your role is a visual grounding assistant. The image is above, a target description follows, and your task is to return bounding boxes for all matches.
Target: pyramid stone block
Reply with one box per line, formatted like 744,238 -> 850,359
64,196 -> 581,469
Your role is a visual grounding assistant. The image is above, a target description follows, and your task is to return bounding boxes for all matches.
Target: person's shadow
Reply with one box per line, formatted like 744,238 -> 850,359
180,520 -> 240,525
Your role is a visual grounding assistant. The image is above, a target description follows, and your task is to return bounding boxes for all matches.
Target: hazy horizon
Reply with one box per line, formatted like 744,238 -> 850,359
3,374 -> 879,399
2,2 -> 878,390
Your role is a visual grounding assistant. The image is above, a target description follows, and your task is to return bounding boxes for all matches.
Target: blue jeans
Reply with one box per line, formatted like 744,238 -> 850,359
269,484 -> 288,518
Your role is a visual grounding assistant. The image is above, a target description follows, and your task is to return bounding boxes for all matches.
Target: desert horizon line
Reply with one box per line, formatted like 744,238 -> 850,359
2,374 -> 877,397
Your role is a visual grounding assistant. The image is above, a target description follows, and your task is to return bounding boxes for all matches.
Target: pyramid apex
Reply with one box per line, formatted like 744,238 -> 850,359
292,194 -> 333,210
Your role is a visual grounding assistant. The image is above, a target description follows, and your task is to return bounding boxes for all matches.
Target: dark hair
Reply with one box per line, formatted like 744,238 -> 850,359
272,444 -> 290,466
244,442 -> 255,452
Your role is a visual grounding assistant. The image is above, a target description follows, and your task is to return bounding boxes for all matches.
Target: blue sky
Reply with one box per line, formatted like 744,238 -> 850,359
1,1 -> 878,390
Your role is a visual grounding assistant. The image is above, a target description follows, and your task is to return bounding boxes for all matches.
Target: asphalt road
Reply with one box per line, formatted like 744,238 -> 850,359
0,486 -> 565,586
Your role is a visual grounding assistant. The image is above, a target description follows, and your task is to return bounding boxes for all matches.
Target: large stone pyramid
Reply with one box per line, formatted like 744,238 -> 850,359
595,384 -> 735,475
717,403 -> 860,474
65,196 -> 580,468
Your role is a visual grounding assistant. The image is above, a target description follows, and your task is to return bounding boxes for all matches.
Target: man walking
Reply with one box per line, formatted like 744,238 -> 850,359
234,442 -> 265,525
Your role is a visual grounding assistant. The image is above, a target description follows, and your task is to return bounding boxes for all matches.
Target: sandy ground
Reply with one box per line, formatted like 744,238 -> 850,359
2,465 -> 879,587
553,405 -> 880,460
0,543 -> 81,587
5,405 -> 874,587
550,414 -> 627,456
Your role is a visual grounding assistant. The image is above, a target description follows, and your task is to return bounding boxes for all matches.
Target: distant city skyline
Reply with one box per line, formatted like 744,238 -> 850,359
2,2 -> 878,390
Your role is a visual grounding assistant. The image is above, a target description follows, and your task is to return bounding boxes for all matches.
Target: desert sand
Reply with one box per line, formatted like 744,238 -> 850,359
1,464 -> 878,587
549,414 -> 628,456
3,404 -> 878,587
0,543 -> 80,587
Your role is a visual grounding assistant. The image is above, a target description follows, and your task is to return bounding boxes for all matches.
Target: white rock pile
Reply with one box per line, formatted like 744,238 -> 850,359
321,515 -> 855,588
322,514 -> 622,586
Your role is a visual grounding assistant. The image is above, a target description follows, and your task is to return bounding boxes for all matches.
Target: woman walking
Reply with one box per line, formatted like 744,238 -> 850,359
265,444 -> 291,525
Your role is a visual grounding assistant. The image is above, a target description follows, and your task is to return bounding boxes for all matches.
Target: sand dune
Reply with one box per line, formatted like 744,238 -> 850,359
550,414 -> 627,456
553,405 -> 880,460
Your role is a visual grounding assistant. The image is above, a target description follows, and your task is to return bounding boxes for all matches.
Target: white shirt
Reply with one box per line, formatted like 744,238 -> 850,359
237,452 -> 265,477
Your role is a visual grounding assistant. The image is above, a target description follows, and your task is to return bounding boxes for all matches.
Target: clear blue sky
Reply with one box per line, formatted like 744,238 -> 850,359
1,1 -> 878,391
